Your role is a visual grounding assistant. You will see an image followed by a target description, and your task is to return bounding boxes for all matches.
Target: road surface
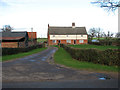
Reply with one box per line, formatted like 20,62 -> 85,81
2,47 -> 118,88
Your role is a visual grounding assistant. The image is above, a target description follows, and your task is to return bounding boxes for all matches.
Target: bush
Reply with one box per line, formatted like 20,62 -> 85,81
2,44 -> 43,56
60,44 -> 119,66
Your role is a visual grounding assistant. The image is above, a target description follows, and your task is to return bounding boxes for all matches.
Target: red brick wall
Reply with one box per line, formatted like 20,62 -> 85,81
48,34 -> 88,45
1,42 -> 18,48
48,39 -> 88,45
27,32 -> 37,39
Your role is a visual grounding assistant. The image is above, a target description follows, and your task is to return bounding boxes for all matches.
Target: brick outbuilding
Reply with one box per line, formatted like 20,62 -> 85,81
0,31 -> 28,48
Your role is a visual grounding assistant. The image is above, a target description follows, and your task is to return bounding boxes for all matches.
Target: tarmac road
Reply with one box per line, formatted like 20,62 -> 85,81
2,47 -> 118,88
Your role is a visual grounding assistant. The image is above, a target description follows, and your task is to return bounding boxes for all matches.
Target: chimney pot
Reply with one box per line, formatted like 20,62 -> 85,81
72,22 -> 75,28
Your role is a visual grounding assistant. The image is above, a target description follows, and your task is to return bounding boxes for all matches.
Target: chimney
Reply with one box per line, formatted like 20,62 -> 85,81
72,22 -> 75,28
48,24 -> 49,28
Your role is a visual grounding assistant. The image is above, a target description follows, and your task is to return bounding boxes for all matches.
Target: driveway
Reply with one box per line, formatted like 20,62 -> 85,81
2,47 -> 118,88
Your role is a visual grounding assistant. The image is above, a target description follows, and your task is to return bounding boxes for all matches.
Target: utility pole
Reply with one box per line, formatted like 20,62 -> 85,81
31,27 -> 33,45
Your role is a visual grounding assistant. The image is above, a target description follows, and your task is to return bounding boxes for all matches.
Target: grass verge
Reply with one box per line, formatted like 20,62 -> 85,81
2,48 -> 47,62
54,47 -> 118,72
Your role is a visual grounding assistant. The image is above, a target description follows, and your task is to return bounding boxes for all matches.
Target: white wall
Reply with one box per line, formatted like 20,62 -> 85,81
50,35 -> 87,40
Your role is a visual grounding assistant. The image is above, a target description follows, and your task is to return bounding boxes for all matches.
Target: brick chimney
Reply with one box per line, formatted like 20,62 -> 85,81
48,24 -> 49,28
72,22 -> 75,28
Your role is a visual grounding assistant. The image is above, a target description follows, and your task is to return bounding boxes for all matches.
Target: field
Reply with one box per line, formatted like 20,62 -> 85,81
2,48 -> 46,61
69,44 -> 119,50
54,47 -> 118,72
37,38 -> 47,43
93,37 -> 105,40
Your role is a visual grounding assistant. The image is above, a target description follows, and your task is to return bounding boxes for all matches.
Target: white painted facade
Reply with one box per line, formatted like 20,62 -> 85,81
50,35 -> 87,40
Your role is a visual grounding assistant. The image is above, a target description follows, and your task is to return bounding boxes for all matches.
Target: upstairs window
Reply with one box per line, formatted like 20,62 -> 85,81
81,35 -> 83,37
53,35 -> 55,37
66,35 -> 68,37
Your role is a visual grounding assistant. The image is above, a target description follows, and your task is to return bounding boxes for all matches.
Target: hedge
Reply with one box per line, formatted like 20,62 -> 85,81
60,44 -> 120,66
2,44 -> 44,56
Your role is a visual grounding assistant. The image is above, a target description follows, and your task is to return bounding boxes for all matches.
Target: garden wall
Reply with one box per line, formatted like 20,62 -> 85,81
60,44 -> 119,66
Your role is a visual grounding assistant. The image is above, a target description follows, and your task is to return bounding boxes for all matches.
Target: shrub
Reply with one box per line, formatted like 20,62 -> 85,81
60,44 -> 119,66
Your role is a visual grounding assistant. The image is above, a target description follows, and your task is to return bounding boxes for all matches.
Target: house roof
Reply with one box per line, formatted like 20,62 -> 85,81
48,27 -> 87,35
0,31 -> 27,40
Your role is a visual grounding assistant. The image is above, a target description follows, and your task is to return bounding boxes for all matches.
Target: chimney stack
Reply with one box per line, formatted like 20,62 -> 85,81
72,22 -> 75,28
48,24 -> 49,28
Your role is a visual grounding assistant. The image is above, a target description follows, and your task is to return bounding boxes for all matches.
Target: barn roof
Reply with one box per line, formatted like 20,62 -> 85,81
0,31 -> 27,40
48,27 -> 87,35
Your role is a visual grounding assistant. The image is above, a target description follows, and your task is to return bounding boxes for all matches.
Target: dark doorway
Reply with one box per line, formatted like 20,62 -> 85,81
58,40 -> 61,44
74,40 -> 76,44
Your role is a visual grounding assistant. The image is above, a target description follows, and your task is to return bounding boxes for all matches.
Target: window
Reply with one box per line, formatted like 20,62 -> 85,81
53,35 -> 55,37
81,35 -> 83,37
66,35 -> 68,37
53,40 -> 56,43
67,40 -> 71,43
79,40 -> 84,43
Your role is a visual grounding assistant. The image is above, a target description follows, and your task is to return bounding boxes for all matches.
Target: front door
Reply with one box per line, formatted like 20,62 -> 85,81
74,40 -> 76,44
58,40 -> 61,44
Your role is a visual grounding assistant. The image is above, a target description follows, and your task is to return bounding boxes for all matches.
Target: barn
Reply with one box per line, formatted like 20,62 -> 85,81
48,23 -> 88,45
0,31 -> 28,48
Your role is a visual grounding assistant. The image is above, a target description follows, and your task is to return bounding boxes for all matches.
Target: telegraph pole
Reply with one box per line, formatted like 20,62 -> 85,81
31,27 -> 33,45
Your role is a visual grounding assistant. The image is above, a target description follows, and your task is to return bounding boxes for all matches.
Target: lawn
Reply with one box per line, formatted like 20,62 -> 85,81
37,38 -> 47,43
2,47 -> 47,61
69,44 -> 119,50
54,47 -> 118,72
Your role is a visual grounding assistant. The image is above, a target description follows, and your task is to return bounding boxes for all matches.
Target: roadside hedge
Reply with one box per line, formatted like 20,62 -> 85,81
2,44 -> 43,56
60,44 -> 119,66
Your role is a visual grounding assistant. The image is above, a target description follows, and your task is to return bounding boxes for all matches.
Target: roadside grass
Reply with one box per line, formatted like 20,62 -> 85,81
37,38 -> 47,43
54,47 -> 118,72
69,44 -> 119,50
2,48 -> 47,62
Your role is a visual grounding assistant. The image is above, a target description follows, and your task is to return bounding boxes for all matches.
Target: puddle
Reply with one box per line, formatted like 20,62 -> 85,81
43,57 -> 47,59
29,60 -> 36,62
99,77 -> 110,80
50,50 -> 56,53
41,58 -> 46,61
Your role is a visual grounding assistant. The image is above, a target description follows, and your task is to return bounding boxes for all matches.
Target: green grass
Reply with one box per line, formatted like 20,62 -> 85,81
2,48 -> 47,61
54,47 -> 118,72
93,37 -> 105,40
37,38 -> 47,43
69,44 -> 119,50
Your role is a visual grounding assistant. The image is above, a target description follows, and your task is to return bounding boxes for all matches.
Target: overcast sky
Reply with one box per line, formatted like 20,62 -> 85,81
0,0 -> 118,38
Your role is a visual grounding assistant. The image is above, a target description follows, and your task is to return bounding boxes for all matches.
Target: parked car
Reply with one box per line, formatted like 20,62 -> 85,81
91,39 -> 99,42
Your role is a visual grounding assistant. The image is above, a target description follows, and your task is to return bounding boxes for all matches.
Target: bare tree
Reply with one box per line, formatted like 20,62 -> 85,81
88,27 -> 103,40
96,27 -> 103,40
1,25 -> 13,32
88,28 -> 97,40
91,0 -> 120,12
103,31 -> 114,39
